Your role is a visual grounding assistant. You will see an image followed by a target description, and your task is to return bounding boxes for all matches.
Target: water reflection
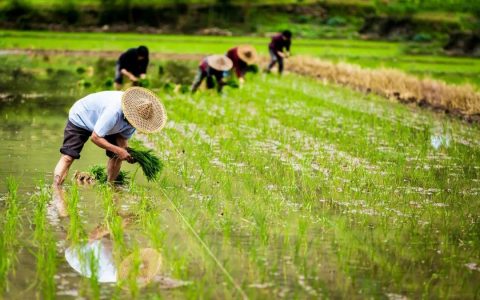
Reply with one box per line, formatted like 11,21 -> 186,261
430,134 -> 451,149
65,238 -> 117,283
52,187 -> 189,290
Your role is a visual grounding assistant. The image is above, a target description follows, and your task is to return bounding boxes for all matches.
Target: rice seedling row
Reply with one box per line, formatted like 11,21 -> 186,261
0,177 -> 21,294
32,184 -> 58,299
135,72 -> 480,298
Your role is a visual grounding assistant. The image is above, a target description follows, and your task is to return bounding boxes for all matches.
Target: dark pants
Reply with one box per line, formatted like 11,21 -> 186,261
114,63 -> 123,84
60,121 -> 120,159
267,48 -> 284,74
191,69 -> 223,93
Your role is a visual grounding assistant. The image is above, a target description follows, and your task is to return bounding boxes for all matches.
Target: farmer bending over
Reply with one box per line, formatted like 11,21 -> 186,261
115,46 -> 149,90
52,87 -> 166,216
266,30 -> 292,75
226,45 -> 258,87
191,55 -> 233,93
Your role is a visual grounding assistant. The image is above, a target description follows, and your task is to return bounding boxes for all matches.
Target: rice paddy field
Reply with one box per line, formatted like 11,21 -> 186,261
0,32 -> 480,299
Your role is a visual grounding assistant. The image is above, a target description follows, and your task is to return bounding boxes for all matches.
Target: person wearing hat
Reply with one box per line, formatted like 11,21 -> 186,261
266,30 -> 292,75
226,45 -> 258,86
115,46 -> 150,90
52,87 -> 167,215
191,55 -> 233,93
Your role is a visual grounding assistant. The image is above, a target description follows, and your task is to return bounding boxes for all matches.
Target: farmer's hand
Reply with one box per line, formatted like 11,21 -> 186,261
140,74 -> 147,79
239,77 -> 245,87
277,51 -> 285,58
116,148 -> 133,162
129,75 -> 138,82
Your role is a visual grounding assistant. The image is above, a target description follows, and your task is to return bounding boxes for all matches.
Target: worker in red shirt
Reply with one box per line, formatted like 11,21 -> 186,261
266,30 -> 292,75
191,55 -> 233,93
225,45 -> 258,86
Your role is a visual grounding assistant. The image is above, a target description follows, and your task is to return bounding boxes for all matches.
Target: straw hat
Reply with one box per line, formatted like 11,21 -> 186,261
117,248 -> 163,287
237,45 -> 257,65
206,55 -> 233,71
122,87 -> 167,133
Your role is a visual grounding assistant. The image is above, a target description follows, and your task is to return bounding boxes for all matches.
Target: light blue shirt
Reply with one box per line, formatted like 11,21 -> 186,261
69,91 -> 136,139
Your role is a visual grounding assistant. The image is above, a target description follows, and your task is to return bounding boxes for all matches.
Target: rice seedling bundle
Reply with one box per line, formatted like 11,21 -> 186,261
89,165 -> 129,184
127,147 -> 163,182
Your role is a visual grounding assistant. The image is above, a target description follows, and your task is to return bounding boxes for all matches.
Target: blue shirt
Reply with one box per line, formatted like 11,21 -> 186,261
69,91 -> 136,139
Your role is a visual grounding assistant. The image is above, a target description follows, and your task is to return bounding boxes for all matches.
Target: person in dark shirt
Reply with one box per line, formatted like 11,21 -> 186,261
266,30 -> 292,75
226,45 -> 258,87
191,55 -> 233,93
115,46 -> 149,90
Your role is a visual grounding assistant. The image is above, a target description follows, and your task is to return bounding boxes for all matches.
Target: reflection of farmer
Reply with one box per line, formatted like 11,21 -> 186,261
191,55 -> 233,93
50,192 -> 186,289
54,202 -> 163,286
225,45 -> 258,86
52,87 -> 167,216
266,30 -> 292,75
115,46 -> 149,90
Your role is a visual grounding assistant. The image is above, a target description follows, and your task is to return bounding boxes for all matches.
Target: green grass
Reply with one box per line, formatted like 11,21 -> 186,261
0,0 -> 365,9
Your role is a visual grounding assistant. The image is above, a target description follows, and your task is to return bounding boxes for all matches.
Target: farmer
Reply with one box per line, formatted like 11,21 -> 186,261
191,55 -> 233,93
115,46 -> 149,90
266,30 -> 292,75
52,87 -> 166,215
226,45 -> 258,86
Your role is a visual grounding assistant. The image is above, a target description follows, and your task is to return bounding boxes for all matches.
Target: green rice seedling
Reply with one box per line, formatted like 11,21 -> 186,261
127,146 -> 163,182
66,183 -> 86,245
100,186 -> 127,257
33,185 -> 57,299
89,165 -> 130,185
86,249 -> 101,300
0,177 -> 20,293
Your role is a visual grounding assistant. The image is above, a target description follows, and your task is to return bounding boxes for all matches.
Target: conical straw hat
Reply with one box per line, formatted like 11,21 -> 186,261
117,248 -> 163,287
206,55 -> 233,71
237,45 -> 257,65
122,87 -> 167,133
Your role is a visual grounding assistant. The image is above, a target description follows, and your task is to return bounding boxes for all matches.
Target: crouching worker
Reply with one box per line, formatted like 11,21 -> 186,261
52,87 -> 167,216
266,30 -> 292,75
191,55 -> 233,93
115,46 -> 149,90
226,45 -> 258,87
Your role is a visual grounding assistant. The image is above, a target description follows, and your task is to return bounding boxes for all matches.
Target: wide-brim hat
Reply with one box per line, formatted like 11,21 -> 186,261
206,55 -> 233,71
117,248 -> 163,287
122,87 -> 167,133
237,45 -> 257,65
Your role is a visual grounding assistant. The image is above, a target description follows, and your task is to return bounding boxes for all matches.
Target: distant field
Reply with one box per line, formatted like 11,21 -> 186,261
0,0 -> 370,8
1,30 -> 479,87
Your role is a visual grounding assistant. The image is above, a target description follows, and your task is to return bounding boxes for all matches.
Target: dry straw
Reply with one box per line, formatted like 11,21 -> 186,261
284,56 -> 480,118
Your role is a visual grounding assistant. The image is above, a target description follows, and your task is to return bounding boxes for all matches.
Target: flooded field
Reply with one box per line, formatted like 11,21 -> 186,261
1,54 -> 480,299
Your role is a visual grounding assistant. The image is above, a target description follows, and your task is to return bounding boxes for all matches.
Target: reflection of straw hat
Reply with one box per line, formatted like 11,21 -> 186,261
237,45 -> 257,65
206,55 -> 233,71
122,87 -> 167,133
118,248 -> 163,287
65,239 -> 117,283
